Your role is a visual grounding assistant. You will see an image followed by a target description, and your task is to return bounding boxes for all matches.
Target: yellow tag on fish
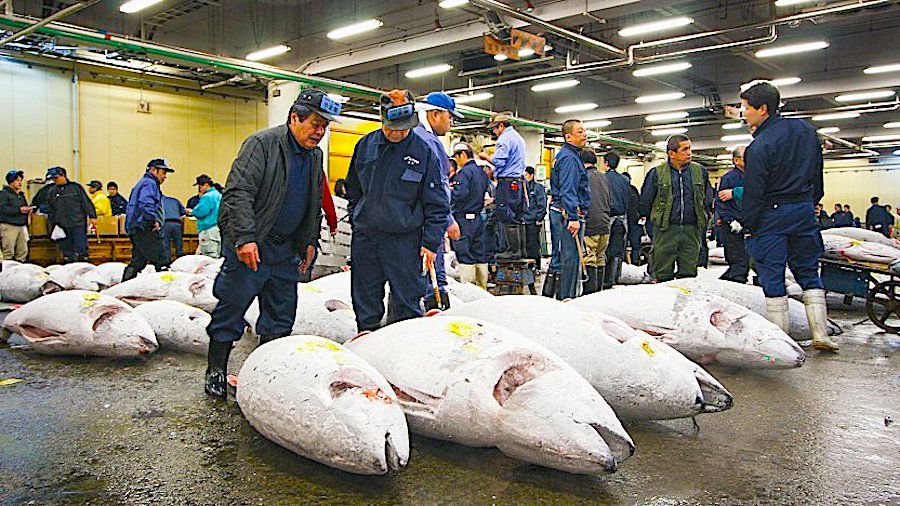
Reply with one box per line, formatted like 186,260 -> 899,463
850,240 -> 861,246
0,378 -> 23,386
669,284 -> 692,295
296,340 -> 342,354
81,292 -> 101,308
462,341 -> 482,356
641,340 -> 656,357
160,273 -> 178,282
446,321 -> 478,338
299,285 -> 323,293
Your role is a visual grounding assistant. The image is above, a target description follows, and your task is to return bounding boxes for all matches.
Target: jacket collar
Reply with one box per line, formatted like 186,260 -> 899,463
752,113 -> 782,138
143,171 -> 161,186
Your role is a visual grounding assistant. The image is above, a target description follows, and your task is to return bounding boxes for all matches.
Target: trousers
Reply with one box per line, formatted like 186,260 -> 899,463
746,201 -> 823,297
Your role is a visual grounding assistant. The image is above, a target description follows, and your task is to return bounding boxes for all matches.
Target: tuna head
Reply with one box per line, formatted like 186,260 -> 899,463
0,264 -> 61,302
3,290 -> 158,357
706,302 -> 806,369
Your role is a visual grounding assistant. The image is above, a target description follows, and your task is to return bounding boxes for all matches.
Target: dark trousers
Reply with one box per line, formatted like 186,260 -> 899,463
524,223 -> 542,266
207,241 -> 299,343
494,178 -> 524,224
720,229 -> 750,283
651,223 -> 702,282
58,225 -> 88,261
124,229 -> 170,280
746,202 -> 823,297
161,221 -> 183,258
451,214 -> 486,265
606,217 -> 627,264
549,209 -> 581,299
482,209 -> 501,263
351,231 -> 424,332
627,222 -> 643,264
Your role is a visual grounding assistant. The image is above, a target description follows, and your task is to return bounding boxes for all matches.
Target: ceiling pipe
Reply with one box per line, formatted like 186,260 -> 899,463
0,0 -> 99,47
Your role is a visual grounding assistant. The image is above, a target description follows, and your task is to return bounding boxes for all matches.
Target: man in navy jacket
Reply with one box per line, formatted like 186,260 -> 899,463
123,158 -> 174,281
716,146 -> 749,283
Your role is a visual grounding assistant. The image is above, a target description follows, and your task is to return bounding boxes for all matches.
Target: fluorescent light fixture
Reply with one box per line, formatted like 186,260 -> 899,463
555,103 -> 598,113
864,63 -> 900,75
755,41 -> 828,58
618,17 -> 693,37
894,149 -> 900,156
531,79 -> 580,92
633,61 -> 692,77
774,0 -> 817,6
327,93 -> 349,103
583,119 -> 612,128
835,90 -> 896,102
771,77 -> 802,87
652,127 -> 687,136
721,134 -> 753,142
343,111 -> 382,121
884,122 -> 900,129
635,92 -> 685,104
327,19 -> 383,40
716,154 -> 733,160
245,45 -> 291,61
722,123 -> 744,130
405,64 -> 453,78
439,0 -> 469,7
453,92 -> 494,104
646,111 -> 689,122
862,134 -> 900,142
812,112 -> 861,121
494,53 -> 508,62
654,141 -> 668,148
817,127 -> 840,134
119,0 -> 164,13
518,48 -> 535,58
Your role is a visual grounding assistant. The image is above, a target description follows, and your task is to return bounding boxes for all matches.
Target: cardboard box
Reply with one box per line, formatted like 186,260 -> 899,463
96,216 -> 119,236
29,214 -> 49,237
183,218 -> 198,236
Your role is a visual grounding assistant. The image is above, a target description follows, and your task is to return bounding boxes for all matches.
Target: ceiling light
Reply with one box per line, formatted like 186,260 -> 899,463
245,45 -> 291,61
812,112 -> 861,121
326,19 -> 383,40
327,93 -> 349,103
884,122 -> 900,129
716,154 -> 733,160
119,0 -> 164,13
583,119 -> 612,128
518,48 -> 535,58
531,79 -> 580,92
405,64 -> 453,78
646,111 -> 689,122
633,61 -> 692,77
438,0 -> 469,7
835,90 -> 896,102
652,127 -> 688,136
862,134 -> 900,143
774,0 -> 817,6
618,17 -> 693,37
817,127 -> 840,134
555,103 -> 598,113
894,149 -> 900,156
343,111 -> 382,121
494,53 -> 508,62
864,63 -> 900,75
755,41 -> 828,58
721,134 -> 753,142
635,92 -> 685,104
771,77 -> 801,87
722,123 -> 744,130
453,92 -> 493,104
654,141 -> 668,148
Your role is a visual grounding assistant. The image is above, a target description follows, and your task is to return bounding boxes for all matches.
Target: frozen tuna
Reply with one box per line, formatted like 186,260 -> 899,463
134,300 -> 210,354
244,284 -> 357,344
102,271 -> 217,311
0,264 -> 61,302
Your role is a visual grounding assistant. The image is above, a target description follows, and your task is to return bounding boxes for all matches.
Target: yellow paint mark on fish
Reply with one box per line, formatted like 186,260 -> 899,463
296,340 -> 343,354
160,273 -> 179,282
669,284 -> 692,295
461,341 -> 482,356
447,321 -> 479,338
850,240 -> 861,246
81,292 -> 101,308
641,340 -> 656,357
37,273 -> 49,280
0,378 -> 23,386
299,285 -> 323,293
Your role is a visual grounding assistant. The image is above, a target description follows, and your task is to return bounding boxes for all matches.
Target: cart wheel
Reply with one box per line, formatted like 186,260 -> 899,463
866,280 -> 900,333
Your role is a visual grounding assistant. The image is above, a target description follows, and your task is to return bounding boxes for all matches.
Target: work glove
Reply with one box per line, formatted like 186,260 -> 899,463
730,220 -> 743,234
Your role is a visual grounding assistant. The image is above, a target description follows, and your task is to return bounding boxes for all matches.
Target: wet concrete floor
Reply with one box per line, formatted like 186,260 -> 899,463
1,298 -> 898,505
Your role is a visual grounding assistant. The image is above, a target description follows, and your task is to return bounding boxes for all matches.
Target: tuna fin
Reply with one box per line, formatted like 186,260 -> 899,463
324,299 -> 352,312
17,324 -> 62,342
40,281 -> 63,295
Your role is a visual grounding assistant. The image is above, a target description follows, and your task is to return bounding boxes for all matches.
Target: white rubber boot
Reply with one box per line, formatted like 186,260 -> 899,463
803,288 -> 839,352
474,263 -> 489,290
458,264 -> 477,285
765,296 -> 791,334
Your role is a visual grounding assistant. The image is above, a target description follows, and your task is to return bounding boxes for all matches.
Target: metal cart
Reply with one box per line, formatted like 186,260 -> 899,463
819,258 -> 900,333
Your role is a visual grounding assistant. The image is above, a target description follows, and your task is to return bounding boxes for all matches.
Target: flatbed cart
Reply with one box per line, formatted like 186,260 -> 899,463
819,257 -> 900,333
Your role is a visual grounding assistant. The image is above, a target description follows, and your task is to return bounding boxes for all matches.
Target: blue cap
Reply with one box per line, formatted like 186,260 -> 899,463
418,92 -> 464,119
46,166 -> 65,178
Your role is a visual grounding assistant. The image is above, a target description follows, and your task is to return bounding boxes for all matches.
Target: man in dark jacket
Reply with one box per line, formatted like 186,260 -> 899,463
450,143 -> 491,288
522,165 -> 547,272
107,182 -> 128,216
205,88 -> 332,399
345,89 -> 449,331
639,134 -> 711,282
45,166 -> 96,263
866,197 -> 892,237
716,146 -> 749,283
625,175 -> 643,265
123,159 -> 174,281
31,179 -> 54,215
580,150 -> 610,294
0,170 -> 31,262
602,151 -> 632,287
161,195 -> 186,259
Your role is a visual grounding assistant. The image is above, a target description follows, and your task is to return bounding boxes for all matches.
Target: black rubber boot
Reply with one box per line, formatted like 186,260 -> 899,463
597,265 -> 609,290
424,291 -> 451,311
205,340 -> 233,400
497,224 -> 525,261
601,258 -> 618,288
609,257 -> 623,286
121,265 -> 139,282
258,331 -> 292,347
541,271 -> 559,298
583,266 -> 599,295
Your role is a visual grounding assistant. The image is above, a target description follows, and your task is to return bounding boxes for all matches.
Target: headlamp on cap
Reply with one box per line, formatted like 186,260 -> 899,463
386,103 -> 414,122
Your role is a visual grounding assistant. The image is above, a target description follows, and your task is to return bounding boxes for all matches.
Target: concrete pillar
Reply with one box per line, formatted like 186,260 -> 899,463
519,128 -> 544,169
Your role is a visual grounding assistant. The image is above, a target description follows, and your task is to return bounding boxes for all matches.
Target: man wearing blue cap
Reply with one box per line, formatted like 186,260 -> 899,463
414,91 -> 463,310
345,89 -> 449,332
123,158 -> 175,281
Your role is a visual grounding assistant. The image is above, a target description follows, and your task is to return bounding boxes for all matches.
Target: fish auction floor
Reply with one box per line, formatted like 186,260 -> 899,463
1,298 -> 898,505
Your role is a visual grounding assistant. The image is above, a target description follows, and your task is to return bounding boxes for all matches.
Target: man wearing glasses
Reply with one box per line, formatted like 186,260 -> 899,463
204,88 -> 335,400
0,170 -> 32,262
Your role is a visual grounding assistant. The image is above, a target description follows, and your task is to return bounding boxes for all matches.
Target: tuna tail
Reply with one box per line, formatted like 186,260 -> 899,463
41,281 -> 63,295
694,369 -> 734,413
384,432 -> 405,472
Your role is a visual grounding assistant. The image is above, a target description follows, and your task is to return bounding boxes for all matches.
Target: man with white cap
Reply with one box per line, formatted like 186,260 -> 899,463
345,89 -> 449,332
414,91 -> 463,309
449,142 -> 491,288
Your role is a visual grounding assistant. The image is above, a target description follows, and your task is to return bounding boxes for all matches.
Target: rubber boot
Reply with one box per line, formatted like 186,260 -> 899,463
765,296 -> 791,334
424,291 -> 450,311
541,271 -> 559,298
205,339 -> 233,400
258,331 -> 291,347
497,224 -> 524,260
583,266 -> 599,295
122,264 -> 140,282
597,265 -> 609,290
458,264 -> 477,285
803,289 -> 839,352
610,256 -> 623,286
602,257 -> 619,288
474,263 -> 489,290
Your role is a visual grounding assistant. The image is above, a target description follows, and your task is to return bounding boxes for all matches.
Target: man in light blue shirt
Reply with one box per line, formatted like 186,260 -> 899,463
187,174 -> 222,258
479,111 -> 528,260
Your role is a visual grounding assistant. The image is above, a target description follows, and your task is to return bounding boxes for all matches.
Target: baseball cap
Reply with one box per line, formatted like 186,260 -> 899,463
193,174 -> 213,186
417,92 -> 464,119
380,89 -> 419,130
5,170 -> 23,184
488,111 -> 513,128
46,166 -> 66,178
294,88 -> 342,122
451,142 -> 473,154
88,180 -> 102,189
147,158 -> 175,173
